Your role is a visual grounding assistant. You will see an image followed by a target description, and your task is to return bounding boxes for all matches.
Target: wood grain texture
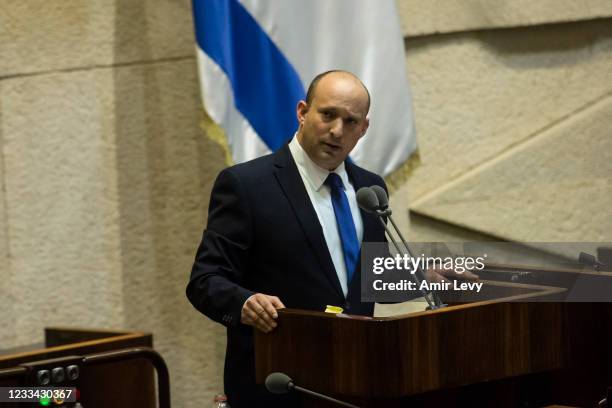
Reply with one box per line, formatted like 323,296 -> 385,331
255,270 -> 612,407
0,328 -> 156,408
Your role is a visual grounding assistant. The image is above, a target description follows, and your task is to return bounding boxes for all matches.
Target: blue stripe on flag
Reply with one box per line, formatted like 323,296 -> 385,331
193,0 -> 305,151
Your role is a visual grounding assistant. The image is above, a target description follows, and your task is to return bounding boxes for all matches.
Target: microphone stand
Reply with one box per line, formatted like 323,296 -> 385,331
267,373 -> 361,408
291,383 -> 361,408
374,207 -> 446,310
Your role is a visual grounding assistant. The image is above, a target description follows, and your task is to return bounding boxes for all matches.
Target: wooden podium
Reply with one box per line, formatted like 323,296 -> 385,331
255,268 -> 612,407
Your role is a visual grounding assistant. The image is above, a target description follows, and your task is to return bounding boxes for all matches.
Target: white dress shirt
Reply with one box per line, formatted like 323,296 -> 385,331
289,136 -> 364,297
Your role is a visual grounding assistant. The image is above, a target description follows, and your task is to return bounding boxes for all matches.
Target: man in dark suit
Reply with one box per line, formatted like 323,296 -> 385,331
187,70 -> 387,407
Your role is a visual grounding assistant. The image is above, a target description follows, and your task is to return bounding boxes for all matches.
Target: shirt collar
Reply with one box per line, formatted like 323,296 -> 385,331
288,135 -> 350,192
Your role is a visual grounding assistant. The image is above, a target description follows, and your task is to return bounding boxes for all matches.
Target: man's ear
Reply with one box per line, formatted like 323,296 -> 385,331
296,100 -> 308,124
360,117 -> 370,138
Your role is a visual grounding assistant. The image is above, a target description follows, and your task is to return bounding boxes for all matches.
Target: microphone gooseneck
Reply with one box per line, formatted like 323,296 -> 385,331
357,186 -> 445,309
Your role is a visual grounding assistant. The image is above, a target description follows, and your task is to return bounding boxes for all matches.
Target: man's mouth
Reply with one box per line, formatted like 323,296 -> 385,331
323,142 -> 342,150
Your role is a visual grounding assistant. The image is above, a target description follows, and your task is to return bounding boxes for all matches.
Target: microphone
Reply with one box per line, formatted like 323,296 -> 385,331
578,252 -> 606,272
355,187 -> 380,213
265,372 -> 361,408
356,186 -> 445,309
370,185 -> 389,210
265,372 -> 294,393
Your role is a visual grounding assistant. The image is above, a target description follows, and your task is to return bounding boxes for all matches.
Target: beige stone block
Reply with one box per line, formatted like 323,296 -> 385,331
0,0 -> 193,76
397,20 -> 612,203
1,69 -> 125,345
388,204 -> 498,243
397,0 -> 612,36
410,94 -> 612,242
111,60 -> 227,407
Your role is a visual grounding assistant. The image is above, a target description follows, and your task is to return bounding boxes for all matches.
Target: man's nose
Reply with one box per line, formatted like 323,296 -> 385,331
330,119 -> 343,138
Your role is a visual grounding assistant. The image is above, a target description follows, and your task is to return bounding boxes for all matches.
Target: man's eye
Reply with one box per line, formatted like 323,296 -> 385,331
322,111 -> 332,118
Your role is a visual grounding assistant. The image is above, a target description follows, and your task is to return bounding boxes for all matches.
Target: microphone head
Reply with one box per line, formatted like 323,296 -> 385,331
356,187 -> 379,213
578,252 -> 605,268
265,372 -> 294,394
579,252 -> 596,266
370,185 -> 389,209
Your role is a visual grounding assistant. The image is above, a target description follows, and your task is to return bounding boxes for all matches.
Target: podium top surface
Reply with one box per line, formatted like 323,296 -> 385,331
0,328 -> 151,369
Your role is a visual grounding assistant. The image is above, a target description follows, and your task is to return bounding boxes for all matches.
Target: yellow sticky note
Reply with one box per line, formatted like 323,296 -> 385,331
325,305 -> 344,314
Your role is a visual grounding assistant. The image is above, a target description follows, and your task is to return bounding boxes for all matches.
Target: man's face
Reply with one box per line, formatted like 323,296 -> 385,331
296,74 -> 370,171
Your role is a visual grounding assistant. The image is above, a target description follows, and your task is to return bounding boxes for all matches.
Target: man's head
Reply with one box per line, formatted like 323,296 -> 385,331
296,70 -> 370,171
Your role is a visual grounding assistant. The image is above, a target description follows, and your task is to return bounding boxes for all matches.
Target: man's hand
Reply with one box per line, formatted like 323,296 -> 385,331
425,267 -> 479,284
241,293 -> 285,333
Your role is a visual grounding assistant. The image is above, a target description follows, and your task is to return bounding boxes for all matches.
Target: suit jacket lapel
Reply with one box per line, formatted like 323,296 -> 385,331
273,146 -> 345,299
345,161 -> 380,245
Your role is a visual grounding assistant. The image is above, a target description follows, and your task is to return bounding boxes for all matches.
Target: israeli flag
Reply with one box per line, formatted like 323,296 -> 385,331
193,0 -> 416,176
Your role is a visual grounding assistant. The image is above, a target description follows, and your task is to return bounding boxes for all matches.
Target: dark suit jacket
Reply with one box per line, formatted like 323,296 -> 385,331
187,144 -> 387,407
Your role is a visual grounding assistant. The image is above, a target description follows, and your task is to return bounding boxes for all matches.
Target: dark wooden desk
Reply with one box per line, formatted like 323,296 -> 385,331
0,328 -> 159,408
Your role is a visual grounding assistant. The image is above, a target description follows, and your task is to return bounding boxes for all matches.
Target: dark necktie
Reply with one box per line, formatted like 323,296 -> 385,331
324,173 -> 359,285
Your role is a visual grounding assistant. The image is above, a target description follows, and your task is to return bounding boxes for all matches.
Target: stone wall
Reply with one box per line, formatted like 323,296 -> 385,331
397,0 -> 612,35
1,1 -> 611,407
0,0 -> 228,405
393,19 -> 612,243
